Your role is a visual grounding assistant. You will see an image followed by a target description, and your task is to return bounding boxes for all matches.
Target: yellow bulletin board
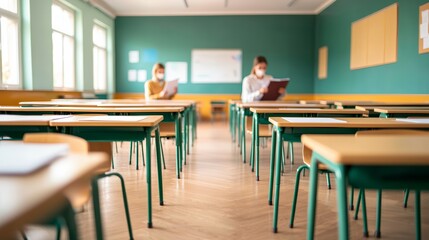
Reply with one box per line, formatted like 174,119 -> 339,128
318,46 -> 328,79
419,2 -> 429,54
350,3 -> 398,70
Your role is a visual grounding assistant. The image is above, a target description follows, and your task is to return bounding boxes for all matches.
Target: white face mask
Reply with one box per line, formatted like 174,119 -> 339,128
156,73 -> 165,80
255,69 -> 265,78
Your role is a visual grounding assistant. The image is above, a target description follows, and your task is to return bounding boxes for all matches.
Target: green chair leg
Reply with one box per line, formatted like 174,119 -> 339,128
55,219 -> 62,240
61,200 -> 78,240
375,190 -> 382,238
129,142 -> 133,165
111,156 -> 115,169
360,189 -> 369,237
91,177 -> 104,240
404,189 -> 410,208
159,138 -> 166,169
415,190 -> 421,240
354,189 -> 362,220
326,172 -> 331,190
289,165 -> 309,228
135,142 -> 139,170
288,142 -> 294,165
103,173 -> 134,239
281,142 -> 286,174
140,141 -> 145,167
350,186 -> 355,210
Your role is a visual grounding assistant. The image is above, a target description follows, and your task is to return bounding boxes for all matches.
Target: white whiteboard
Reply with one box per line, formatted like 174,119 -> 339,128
191,49 -> 242,83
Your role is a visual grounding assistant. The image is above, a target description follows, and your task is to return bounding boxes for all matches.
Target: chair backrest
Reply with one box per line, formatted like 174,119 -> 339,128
355,129 -> 429,137
23,132 -> 88,154
23,132 -> 91,208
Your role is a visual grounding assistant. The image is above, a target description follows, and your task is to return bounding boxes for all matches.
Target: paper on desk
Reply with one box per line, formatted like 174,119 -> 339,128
0,142 -> 69,175
163,79 -> 178,97
0,115 -> 72,121
396,118 -> 429,124
81,116 -> 147,121
283,117 -> 347,123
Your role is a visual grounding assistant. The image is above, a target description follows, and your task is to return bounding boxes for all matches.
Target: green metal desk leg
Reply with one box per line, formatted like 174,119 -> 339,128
334,166 -> 349,240
361,189 -> 369,237
415,190 -> 421,240
155,127 -> 164,206
145,130 -> 153,228
272,127 -> 284,233
255,114 -> 260,181
241,109 -> 247,163
175,113 -> 182,178
185,108 -> 190,156
237,108 -> 242,149
91,177 -> 104,240
62,198 -> 78,240
250,114 -> 255,171
375,190 -> 382,238
307,154 -> 320,240
268,126 -> 277,205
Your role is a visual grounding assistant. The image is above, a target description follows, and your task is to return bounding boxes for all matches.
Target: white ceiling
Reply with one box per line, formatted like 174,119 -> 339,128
95,0 -> 336,16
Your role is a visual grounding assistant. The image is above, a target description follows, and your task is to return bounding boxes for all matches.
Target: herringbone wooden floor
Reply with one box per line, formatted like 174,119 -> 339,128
25,121 -> 429,239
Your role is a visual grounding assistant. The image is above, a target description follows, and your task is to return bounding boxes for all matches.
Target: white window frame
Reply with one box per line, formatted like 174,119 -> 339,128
52,0 -> 76,90
0,0 -> 21,89
92,22 -> 107,93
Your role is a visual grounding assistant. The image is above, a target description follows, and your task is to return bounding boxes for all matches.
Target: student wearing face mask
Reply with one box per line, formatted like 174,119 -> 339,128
145,63 -> 177,100
241,56 -> 285,102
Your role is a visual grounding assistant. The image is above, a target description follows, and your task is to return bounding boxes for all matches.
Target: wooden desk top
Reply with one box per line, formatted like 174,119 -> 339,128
374,107 -> 429,114
0,152 -> 108,238
0,115 -> 71,126
269,117 -> 429,128
299,100 -> 335,105
250,108 -> 367,115
0,106 -> 185,113
97,102 -> 191,108
49,115 -> 163,127
20,100 -> 193,108
301,134 -> 429,165
336,101 -> 429,107
238,103 -> 328,109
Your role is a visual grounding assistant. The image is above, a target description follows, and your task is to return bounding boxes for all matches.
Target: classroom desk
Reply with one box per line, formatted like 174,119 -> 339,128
228,100 -> 241,142
19,100 -> 197,155
249,108 -> 367,181
236,102 -> 329,164
0,152 -> 107,239
374,107 -> 429,118
268,117 -> 429,233
50,115 -> 164,229
302,135 -> 429,240
0,115 -> 70,139
0,106 -> 186,178
335,101 -> 429,109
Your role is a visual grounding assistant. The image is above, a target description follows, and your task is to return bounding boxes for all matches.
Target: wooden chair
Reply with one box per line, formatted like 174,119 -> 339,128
210,100 -> 227,122
353,129 -> 429,238
23,133 -> 134,240
288,142 -> 332,229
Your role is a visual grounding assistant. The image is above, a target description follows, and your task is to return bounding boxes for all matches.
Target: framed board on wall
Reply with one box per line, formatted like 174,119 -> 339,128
191,49 -> 242,83
318,46 -> 328,79
419,2 -> 429,54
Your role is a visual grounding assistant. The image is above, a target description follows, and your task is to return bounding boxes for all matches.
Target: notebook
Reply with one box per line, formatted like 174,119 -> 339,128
0,142 -> 69,175
260,78 -> 290,101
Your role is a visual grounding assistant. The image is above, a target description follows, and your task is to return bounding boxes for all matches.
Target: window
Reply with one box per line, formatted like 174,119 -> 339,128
93,23 -> 107,92
0,0 -> 20,88
52,2 -> 75,90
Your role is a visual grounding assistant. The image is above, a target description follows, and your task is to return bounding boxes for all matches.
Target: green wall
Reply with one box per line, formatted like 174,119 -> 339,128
314,0 -> 429,94
115,15 -> 315,94
21,0 -> 114,92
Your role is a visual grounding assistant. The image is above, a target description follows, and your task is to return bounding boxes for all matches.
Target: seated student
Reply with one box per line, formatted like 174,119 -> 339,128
145,63 -> 177,100
241,56 -> 285,102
